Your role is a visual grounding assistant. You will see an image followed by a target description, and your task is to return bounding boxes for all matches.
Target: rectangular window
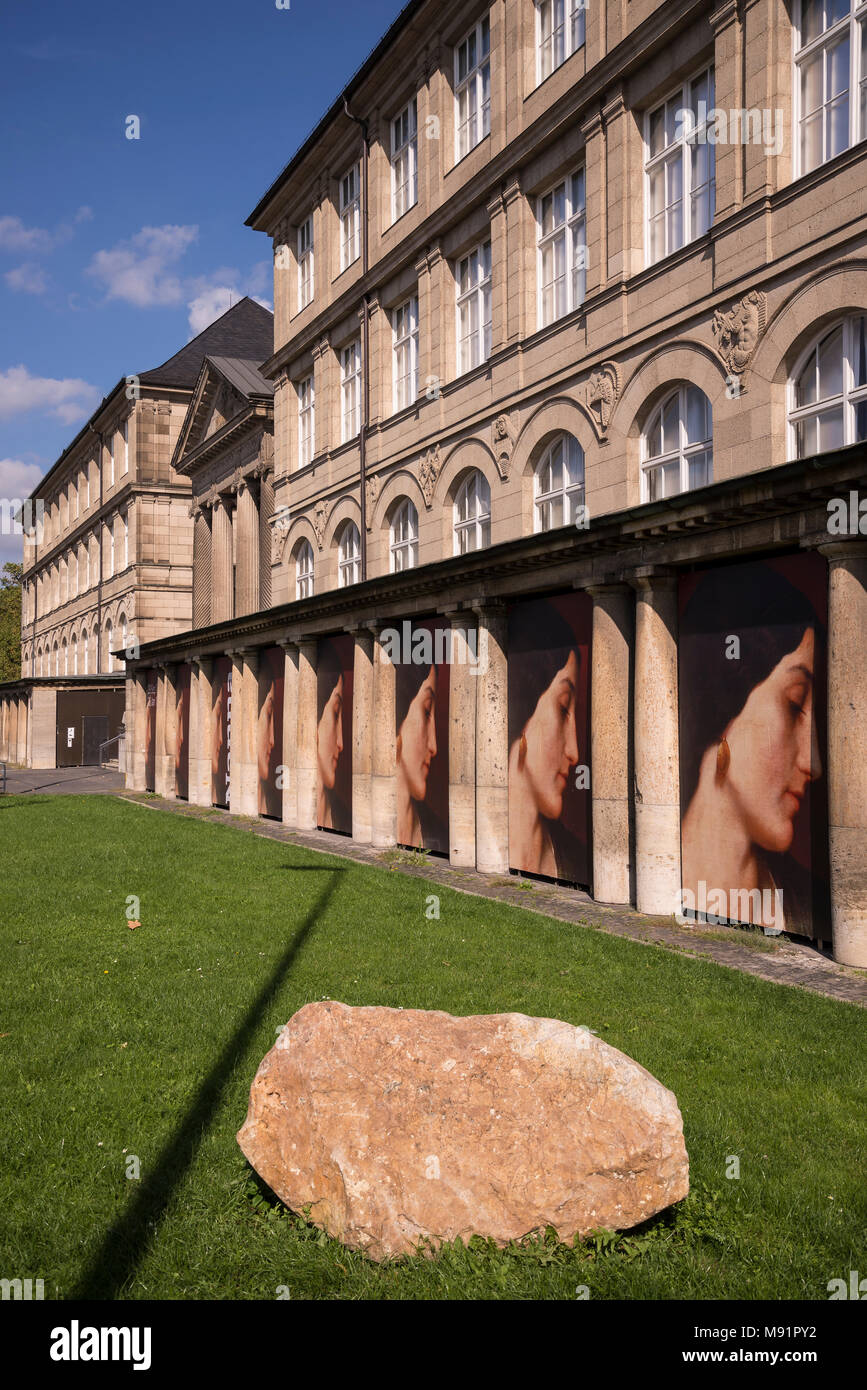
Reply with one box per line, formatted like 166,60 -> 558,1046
339,163 -> 361,271
455,15 -> 491,161
341,340 -> 361,442
537,168 -> 586,327
122,418 -> 129,474
297,215 -> 314,308
796,0 -> 865,175
298,375 -> 315,467
645,67 -> 716,265
393,296 -> 419,412
537,0 -> 586,84
391,99 -> 418,222
456,241 -> 492,374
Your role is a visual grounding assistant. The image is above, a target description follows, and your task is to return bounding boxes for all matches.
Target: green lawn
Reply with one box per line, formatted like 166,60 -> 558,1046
0,793 -> 863,1300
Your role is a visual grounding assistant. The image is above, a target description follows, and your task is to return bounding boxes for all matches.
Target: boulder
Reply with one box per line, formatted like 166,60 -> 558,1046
237,1001 -> 688,1261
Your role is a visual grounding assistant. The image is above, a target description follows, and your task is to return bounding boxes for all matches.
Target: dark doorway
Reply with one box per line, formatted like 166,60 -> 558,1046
83,716 -> 109,766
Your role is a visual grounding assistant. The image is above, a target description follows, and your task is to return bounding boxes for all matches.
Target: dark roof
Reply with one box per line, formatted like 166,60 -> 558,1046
139,298 -> 273,387
246,0 -> 425,229
206,355 -> 274,399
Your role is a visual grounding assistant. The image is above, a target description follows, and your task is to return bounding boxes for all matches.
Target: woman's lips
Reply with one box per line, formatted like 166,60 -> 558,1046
783,789 -> 802,815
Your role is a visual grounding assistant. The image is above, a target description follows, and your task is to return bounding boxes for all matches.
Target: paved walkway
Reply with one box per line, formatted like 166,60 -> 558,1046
118,790 -> 867,1010
3,765 -> 126,795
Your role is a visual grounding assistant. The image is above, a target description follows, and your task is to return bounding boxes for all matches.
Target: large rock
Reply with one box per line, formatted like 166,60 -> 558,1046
237,1001 -> 688,1261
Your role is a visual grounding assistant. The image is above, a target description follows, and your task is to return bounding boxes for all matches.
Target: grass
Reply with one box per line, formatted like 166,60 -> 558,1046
0,792 -> 864,1301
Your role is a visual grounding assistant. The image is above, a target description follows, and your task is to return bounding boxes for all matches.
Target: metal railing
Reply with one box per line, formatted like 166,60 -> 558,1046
0,761 -> 6,795
98,734 -> 126,771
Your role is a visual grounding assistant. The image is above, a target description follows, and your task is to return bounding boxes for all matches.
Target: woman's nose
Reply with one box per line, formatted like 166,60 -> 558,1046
565,711 -> 579,764
802,708 -> 822,782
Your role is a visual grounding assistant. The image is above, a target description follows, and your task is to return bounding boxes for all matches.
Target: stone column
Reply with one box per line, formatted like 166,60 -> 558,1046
296,638 -> 318,831
211,496 -> 234,624
631,570 -> 681,916
192,506 -> 212,628
822,543 -> 867,967
128,670 -> 148,791
371,624 -> 397,848
259,464 -> 275,610
189,658 -> 213,807
446,612 -> 477,867
7,699 -> 18,766
155,664 -> 177,800
473,603 -> 509,874
29,687 -> 55,770
17,695 -> 28,765
280,641 -> 299,827
235,480 -> 260,618
588,584 -> 634,905
351,627 -> 375,844
227,649 -> 259,816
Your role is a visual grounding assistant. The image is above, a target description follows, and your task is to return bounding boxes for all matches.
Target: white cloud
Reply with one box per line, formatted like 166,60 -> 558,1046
5,262 -> 49,295
0,366 -> 100,425
85,224 -> 198,307
186,285 -> 271,337
0,216 -> 54,254
0,458 -> 45,566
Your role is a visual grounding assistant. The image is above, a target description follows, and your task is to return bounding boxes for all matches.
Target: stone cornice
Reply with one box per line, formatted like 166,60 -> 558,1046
173,405 -> 272,478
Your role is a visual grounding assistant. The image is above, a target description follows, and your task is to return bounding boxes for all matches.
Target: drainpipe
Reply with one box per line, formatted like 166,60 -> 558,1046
89,425 -> 105,671
343,96 -> 370,581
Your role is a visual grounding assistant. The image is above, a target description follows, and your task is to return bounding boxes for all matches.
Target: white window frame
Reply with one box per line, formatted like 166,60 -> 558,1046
339,163 -> 361,272
390,498 -> 419,572
337,521 -> 361,588
297,375 -> 315,467
456,240 -> 492,376
787,313 -> 867,457
392,296 -> 419,412
391,99 -> 418,222
453,470 -> 492,555
533,435 -> 586,531
296,539 -> 314,600
297,214 -> 314,309
536,167 -> 586,328
794,0 -> 867,177
455,14 -> 491,162
536,0 -> 586,85
641,386 -> 714,502
644,66 -> 716,267
341,340 -> 361,442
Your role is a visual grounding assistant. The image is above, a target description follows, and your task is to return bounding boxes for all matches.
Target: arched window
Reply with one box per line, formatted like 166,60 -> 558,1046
789,315 -> 867,457
71,635 -> 78,675
119,616 -> 128,666
83,631 -> 90,676
104,621 -> 113,673
534,434 -> 585,531
390,498 -> 419,572
337,521 -> 361,588
642,386 -> 713,501
296,539 -> 314,601
62,640 -> 68,676
453,470 -> 491,555
53,642 -> 59,676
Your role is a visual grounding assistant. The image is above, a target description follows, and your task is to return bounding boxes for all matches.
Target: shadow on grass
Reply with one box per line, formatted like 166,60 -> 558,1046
72,865 -> 346,1300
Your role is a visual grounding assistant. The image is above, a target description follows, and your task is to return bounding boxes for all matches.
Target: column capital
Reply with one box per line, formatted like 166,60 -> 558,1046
471,599 -> 507,617
502,173 -> 522,206
601,84 -> 627,125
585,581 -> 633,598
813,538 -> 867,565
580,103 -> 604,142
627,565 -> 678,591
709,0 -> 739,35
486,188 -> 506,220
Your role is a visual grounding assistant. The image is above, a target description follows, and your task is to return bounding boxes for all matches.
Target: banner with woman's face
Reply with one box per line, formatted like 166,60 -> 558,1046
394,619 -> 450,853
678,553 -> 829,938
316,635 -> 353,833
211,656 -> 232,808
257,646 -> 284,819
175,664 -> 191,800
145,671 -> 157,792
507,592 -> 592,885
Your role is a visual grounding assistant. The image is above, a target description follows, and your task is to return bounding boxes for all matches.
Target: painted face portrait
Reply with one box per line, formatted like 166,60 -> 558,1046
316,672 -> 344,828
396,665 -> 437,846
509,650 -> 580,877
257,687 -> 275,785
211,686 -> 224,774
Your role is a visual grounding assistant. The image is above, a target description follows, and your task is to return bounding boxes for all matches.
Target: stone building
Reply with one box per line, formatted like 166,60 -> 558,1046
0,297 -> 273,768
121,0 -> 865,965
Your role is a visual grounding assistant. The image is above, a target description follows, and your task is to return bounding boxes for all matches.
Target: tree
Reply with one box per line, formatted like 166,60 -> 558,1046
0,562 -> 23,684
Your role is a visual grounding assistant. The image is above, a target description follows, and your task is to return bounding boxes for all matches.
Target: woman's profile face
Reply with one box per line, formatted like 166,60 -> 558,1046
258,689 -> 275,782
522,650 -> 579,821
317,673 -> 344,791
212,687 -> 224,768
397,666 -> 437,802
723,627 -> 820,854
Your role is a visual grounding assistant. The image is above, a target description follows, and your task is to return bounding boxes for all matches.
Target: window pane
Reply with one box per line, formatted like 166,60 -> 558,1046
817,324 -> 844,398
828,34 -> 850,96
662,396 -> 679,453
800,0 -> 823,46
687,451 -> 712,489
796,415 -> 818,458
649,164 -> 665,218
855,398 -> 867,441
818,405 -> 845,450
649,106 -> 666,158
801,51 -> 823,116
853,316 -> 867,386
827,91 -> 850,157
828,0 -> 850,27
686,387 -> 710,444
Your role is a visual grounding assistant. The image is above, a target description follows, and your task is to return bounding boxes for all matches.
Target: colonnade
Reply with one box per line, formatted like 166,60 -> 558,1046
191,468 -> 275,628
0,692 -> 28,765
125,547 -> 867,968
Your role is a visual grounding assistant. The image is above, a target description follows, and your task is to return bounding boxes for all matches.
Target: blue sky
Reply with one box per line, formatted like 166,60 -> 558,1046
0,0 -> 402,565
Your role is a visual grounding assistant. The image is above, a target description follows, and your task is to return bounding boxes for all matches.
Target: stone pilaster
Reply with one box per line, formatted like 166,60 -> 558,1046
351,627 -> 375,844
296,639 -> 318,831
16,694 -> 29,766
189,658 -> 213,807
588,584 -> 634,905
228,649 -> 258,816
821,543 -> 867,967
445,612 -> 477,867
631,570 -> 681,916
192,507 -> 212,628
473,603 -> 509,874
487,188 -> 507,355
280,641 -> 300,827
235,480 -> 260,618
259,464 -> 275,610
129,670 -> 148,791
371,624 -> 397,848
155,664 -> 177,800
211,496 -> 234,624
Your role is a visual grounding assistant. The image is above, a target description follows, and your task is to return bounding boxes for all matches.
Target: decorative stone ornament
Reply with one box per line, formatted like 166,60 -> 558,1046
313,499 -> 328,550
492,411 -> 519,479
586,362 -> 621,437
712,289 -> 767,382
365,474 -> 381,529
418,445 -> 441,508
238,1001 -> 690,1262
